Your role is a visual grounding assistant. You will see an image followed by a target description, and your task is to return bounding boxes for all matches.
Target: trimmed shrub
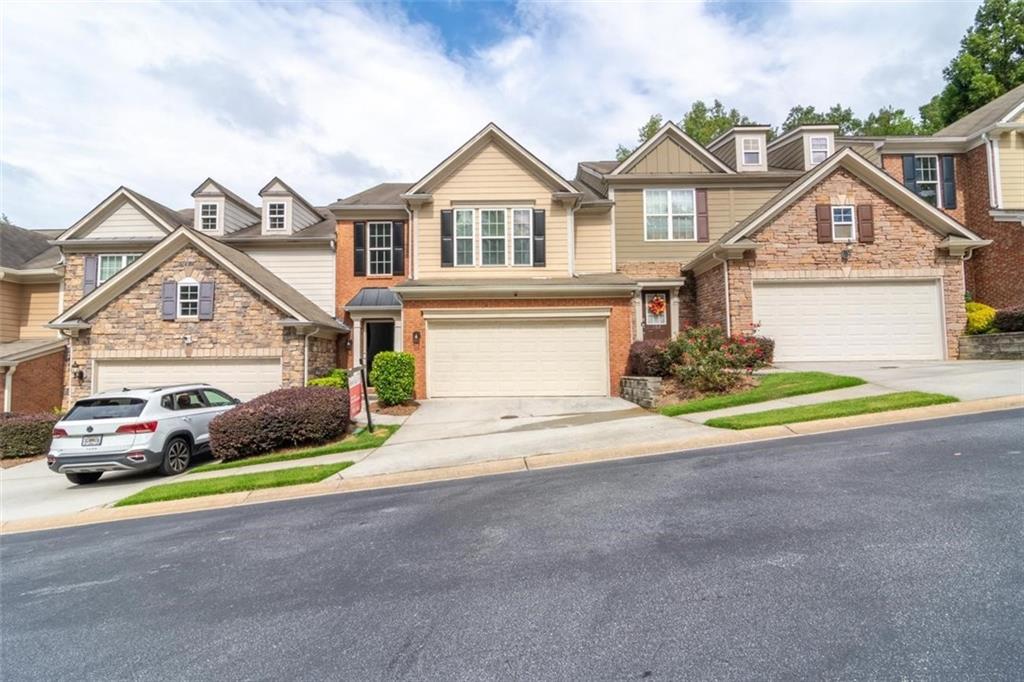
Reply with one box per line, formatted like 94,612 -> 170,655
726,334 -> 775,370
666,325 -> 741,393
0,412 -> 58,458
965,301 -> 997,335
627,341 -> 669,377
369,351 -> 415,406
307,368 -> 348,388
994,305 -> 1024,333
209,387 -> 350,461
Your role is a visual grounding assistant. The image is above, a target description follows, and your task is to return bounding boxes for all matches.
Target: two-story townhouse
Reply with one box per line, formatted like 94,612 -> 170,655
48,180 -> 346,405
0,222 -> 66,411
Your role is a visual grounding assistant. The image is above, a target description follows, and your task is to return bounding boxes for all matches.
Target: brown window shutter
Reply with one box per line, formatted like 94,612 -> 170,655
696,189 -> 709,242
815,204 -> 832,243
857,204 -> 874,243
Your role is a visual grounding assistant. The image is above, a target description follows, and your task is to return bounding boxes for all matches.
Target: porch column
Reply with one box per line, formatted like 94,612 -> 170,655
669,287 -> 680,339
350,318 -> 362,367
632,293 -> 643,341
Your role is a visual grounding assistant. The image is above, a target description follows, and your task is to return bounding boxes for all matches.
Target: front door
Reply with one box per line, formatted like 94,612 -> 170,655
364,321 -> 395,383
641,290 -> 670,342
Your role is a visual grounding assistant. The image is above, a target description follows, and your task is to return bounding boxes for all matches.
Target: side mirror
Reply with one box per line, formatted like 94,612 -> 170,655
233,398 -> 242,405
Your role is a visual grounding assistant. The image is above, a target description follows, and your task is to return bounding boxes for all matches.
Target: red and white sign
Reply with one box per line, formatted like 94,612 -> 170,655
348,370 -> 363,420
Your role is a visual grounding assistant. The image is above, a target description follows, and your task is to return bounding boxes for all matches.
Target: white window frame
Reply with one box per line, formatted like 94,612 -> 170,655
644,292 -> 667,326
914,155 -> 941,207
741,137 -> 762,166
454,208 -> 475,267
177,278 -> 200,318
479,208 -> 507,267
831,205 -> 856,242
511,208 -> 533,266
809,136 -> 831,165
367,221 -> 393,276
97,253 -> 142,285
267,202 -> 286,230
200,203 -> 218,231
643,188 -> 697,241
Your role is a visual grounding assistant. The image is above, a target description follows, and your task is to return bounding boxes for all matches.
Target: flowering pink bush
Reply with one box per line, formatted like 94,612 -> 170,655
665,325 -> 774,393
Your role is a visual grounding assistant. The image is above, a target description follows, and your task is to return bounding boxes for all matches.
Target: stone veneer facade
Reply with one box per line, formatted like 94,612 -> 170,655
720,168 -> 966,358
63,247 -> 336,406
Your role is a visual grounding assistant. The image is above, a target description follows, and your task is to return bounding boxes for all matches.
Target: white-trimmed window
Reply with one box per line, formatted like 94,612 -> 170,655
512,209 -> 533,266
809,136 -> 830,165
98,254 -> 141,284
480,209 -> 506,266
831,206 -> 856,241
644,189 -> 696,241
177,278 -> 199,317
914,155 -> 940,207
368,221 -> 393,276
644,293 -> 667,326
268,202 -> 286,230
454,209 -> 474,266
200,203 -> 218,231
741,138 -> 761,166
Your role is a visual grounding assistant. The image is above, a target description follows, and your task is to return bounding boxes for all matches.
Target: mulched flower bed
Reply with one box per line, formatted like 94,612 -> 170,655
371,401 -> 420,416
652,374 -> 758,410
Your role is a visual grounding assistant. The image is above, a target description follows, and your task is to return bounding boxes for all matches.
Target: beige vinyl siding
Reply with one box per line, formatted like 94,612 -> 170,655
574,211 -> 613,274
998,129 -> 1024,208
768,137 -> 804,170
79,200 -> 167,239
629,138 -> 715,174
224,200 -> 256,233
0,280 -> 20,342
416,141 -> 569,278
242,245 -> 336,314
615,187 -> 780,261
19,283 -> 60,339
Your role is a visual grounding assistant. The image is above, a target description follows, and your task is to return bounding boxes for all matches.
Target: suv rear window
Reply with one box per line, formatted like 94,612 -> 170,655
65,397 -> 146,420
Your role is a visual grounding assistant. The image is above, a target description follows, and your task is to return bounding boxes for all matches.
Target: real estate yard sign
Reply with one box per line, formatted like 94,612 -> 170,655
349,368 -> 363,420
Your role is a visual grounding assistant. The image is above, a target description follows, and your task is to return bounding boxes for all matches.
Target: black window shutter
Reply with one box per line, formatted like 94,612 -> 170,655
440,210 -> 454,268
901,155 -> 917,193
532,209 -> 546,267
198,281 -> 215,320
392,221 -> 405,276
83,255 -> 98,294
941,156 -> 957,209
353,221 -> 366,276
161,281 -> 177,321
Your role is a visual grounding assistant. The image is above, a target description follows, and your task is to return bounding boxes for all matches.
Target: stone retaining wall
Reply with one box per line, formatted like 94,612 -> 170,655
620,376 -> 662,409
958,332 -> 1024,360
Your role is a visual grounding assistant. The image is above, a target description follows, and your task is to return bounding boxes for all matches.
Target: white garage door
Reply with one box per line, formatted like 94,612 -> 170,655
427,317 -> 609,397
95,358 -> 282,401
752,280 -> 944,361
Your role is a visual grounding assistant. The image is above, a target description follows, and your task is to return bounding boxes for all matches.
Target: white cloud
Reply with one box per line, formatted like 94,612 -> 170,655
0,0 -> 979,227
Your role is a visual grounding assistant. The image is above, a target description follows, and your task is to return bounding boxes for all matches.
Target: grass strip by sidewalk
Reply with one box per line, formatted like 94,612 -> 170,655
660,371 -> 866,417
115,462 -> 353,506
704,391 -> 958,430
190,425 -> 399,473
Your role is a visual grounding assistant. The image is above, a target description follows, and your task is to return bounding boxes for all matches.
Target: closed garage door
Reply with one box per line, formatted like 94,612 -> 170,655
427,317 -> 609,397
95,358 -> 282,401
752,280 -> 944,361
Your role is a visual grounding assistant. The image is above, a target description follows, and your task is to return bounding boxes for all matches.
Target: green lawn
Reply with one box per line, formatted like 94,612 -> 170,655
115,462 -> 353,506
190,425 -> 399,473
704,391 -> 958,430
660,371 -> 866,417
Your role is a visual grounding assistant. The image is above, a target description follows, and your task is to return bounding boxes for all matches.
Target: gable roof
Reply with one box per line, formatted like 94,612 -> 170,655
191,178 -> 260,217
935,83 -> 1024,137
685,147 -> 986,272
405,123 -> 579,196
0,221 -> 59,270
51,226 -> 344,331
258,177 -> 322,217
329,182 -> 414,210
611,121 -> 734,175
56,186 -> 191,241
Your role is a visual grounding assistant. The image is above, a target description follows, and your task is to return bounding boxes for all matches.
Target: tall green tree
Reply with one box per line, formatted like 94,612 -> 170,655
780,104 -> 861,135
681,99 -> 755,145
858,106 -> 921,135
919,0 -> 1024,131
615,114 -> 663,161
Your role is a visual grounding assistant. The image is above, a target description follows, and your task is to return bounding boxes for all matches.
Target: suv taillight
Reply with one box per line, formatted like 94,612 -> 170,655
52,427 -> 68,438
115,421 -> 158,434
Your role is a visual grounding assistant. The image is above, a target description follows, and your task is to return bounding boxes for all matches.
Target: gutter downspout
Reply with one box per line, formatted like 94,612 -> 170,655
3,364 -> 15,412
712,252 -> 731,336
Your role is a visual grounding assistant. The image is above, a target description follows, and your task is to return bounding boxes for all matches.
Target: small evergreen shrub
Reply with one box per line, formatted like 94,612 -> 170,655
994,305 -> 1024,333
0,412 -> 58,458
627,341 -> 669,377
369,352 -> 415,406
307,368 -> 348,388
965,301 -> 997,335
664,325 -> 775,393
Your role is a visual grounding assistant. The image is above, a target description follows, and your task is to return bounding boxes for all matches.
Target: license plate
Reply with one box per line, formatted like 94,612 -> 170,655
81,435 -> 102,447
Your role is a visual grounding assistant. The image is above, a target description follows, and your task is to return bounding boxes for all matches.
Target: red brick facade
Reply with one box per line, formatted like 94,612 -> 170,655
694,264 -> 727,328
0,348 -> 66,413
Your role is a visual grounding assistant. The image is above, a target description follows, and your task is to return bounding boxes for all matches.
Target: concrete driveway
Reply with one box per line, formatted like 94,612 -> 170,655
344,397 -> 715,477
776,360 -> 1024,401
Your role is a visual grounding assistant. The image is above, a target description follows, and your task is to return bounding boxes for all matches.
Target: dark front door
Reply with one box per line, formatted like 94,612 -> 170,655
364,321 -> 395,383
641,290 -> 671,342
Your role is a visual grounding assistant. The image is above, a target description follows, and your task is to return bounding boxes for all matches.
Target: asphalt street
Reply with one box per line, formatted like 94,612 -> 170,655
3,409 -> 1023,680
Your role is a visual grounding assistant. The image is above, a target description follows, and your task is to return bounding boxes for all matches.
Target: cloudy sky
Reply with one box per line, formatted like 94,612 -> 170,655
2,0 -> 979,228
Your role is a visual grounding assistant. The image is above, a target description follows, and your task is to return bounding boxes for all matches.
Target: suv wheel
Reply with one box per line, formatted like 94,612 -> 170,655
66,472 -> 103,485
160,437 -> 192,476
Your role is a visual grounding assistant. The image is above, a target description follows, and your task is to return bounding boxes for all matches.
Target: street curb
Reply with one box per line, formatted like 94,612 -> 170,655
3,395 -> 1021,535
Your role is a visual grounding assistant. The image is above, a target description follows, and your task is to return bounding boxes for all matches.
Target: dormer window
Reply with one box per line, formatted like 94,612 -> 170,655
810,136 -> 831,165
268,202 -> 286,230
200,203 -> 218,231
741,138 -> 762,166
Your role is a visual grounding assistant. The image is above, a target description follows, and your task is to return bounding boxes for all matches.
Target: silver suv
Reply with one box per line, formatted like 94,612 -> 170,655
48,384 -> 240,485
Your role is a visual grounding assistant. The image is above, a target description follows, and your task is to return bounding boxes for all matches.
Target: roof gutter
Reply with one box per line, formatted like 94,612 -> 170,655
394,283 -> 636,300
